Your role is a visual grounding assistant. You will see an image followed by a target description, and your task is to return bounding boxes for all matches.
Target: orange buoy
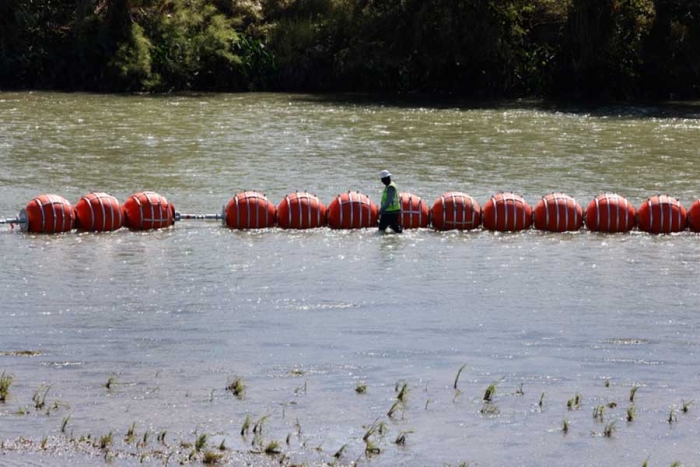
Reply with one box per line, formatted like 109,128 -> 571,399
400,193 -> 429,229
23,194 -> 75,233
482,192 -> 532,232
585,193 -> 635,233
123,191 -> 175,230
431,192 -> 480,231
637,195 -> 687,234
533,193 -> 583,232
277,192 -> 327,229
74,192 -> 124,232
688,200 -> 700,233
224,191 -> 276,229
327,192 -> 378,229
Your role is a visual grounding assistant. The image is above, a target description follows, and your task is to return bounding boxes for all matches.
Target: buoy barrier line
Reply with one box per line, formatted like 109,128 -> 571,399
534,193 -> 583,232
399,193 -> 429,229
327,192 -> 377,229
123,191 -> 175,230
75,192 -> 123,232
638,195 -> 687,234
224,191 -> 276,229
277,192 -> 326,229
483,192 -> 531,232
586,193 -> 635,233
174,212 -> 224,221
23,194 -> 75,233
432,192 -> 480,230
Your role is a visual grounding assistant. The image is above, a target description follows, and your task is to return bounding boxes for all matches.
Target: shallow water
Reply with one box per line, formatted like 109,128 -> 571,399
1,93 -> 700,466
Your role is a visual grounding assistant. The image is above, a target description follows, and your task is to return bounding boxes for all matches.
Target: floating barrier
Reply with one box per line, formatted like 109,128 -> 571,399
688,200 -> 700,233
74,192 -> 124,232
533,193 -> 583,232
585,193 -> 636,233
400,193 -> 429,229
637,195 -> 687,234
5,189 -> 700,235
327,192 -> 377,229
224,191 -> 276,229
430,192 -> 480,231
123,191 -> 175,231
482,192 -> 532,232
23,194 -> 75,233
277,192 -> 326,229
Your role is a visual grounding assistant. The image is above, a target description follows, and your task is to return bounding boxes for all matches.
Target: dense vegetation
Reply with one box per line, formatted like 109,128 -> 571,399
1,0 -> 699,99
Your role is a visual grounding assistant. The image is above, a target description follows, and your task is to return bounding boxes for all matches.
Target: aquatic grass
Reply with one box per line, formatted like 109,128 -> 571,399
0,371 -> 13,402
218,438 -> 226,450
480,403 -> 500,415
99,431 -> 113,449
567,393 -> 582,411
387,400 -> 403,418
105,377 -> 117,390
593,405 -> 605,422
355,382 -> 367,394
264,440 -> 281,455
226,376 -> 245,399
604,378 -> 611,388
630,385 -> 640,403
240,415 -> 251,436
668,408 -> 677,424
454,364 -> 467,390
395,430 -> 413,446
333,443 -> 348,459
364,439 -> 380,457
396,382 -> 409,403
515,383 -> 524,396
61,414 -> 71,433
603,421 -> 617,437
125,422 -> 136,444
252,415 -> 269,435
682,400 -> 693,414
483,383 -> 496,402
562,419 -> 569,434
538,392 -> 545,409
627,405 -> 636,422
139,429 -> 151,448
157,431 -> 167,444
195,433 -> 207,452
202,449 -> 223,464
32,385 -> 51,410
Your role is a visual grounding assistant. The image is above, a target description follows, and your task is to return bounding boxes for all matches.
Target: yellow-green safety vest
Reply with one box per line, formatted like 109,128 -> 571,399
382,182 -> 401,212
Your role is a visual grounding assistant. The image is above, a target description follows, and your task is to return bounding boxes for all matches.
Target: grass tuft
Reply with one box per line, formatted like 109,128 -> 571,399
603,421 -> 616,437
99,431 -> 113,450
682,400 -> 693,414
627,405 -> 636,422
562,419 -> 569,434
203,449 -> 223,464
32,385 -> 51,410
226,376 -> 245,399
355,382 -> 367,394
0,371 -> 13,402
264,440 -> 282,455
454,364 -> 467,390
240,415 -> 251,436
195,433 -> 208,452
629,385 -> 640,403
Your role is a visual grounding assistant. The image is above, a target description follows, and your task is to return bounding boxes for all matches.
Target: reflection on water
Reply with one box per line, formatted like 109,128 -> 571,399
1,93 -> 700,466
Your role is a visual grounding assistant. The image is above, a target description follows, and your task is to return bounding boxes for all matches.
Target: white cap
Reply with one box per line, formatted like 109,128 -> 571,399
379,169 -> 391,179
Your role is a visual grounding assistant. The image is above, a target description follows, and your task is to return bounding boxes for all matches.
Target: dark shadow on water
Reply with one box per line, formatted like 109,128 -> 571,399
289,92 -> 700,120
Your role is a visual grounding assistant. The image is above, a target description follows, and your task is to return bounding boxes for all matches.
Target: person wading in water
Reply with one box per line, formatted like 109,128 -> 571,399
378,169 -> 403,233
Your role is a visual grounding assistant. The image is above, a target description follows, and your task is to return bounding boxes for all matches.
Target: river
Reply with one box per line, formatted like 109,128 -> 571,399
1,92 -> 700,466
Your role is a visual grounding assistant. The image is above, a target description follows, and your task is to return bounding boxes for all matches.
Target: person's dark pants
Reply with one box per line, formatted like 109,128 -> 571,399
378,211 -> 403,233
